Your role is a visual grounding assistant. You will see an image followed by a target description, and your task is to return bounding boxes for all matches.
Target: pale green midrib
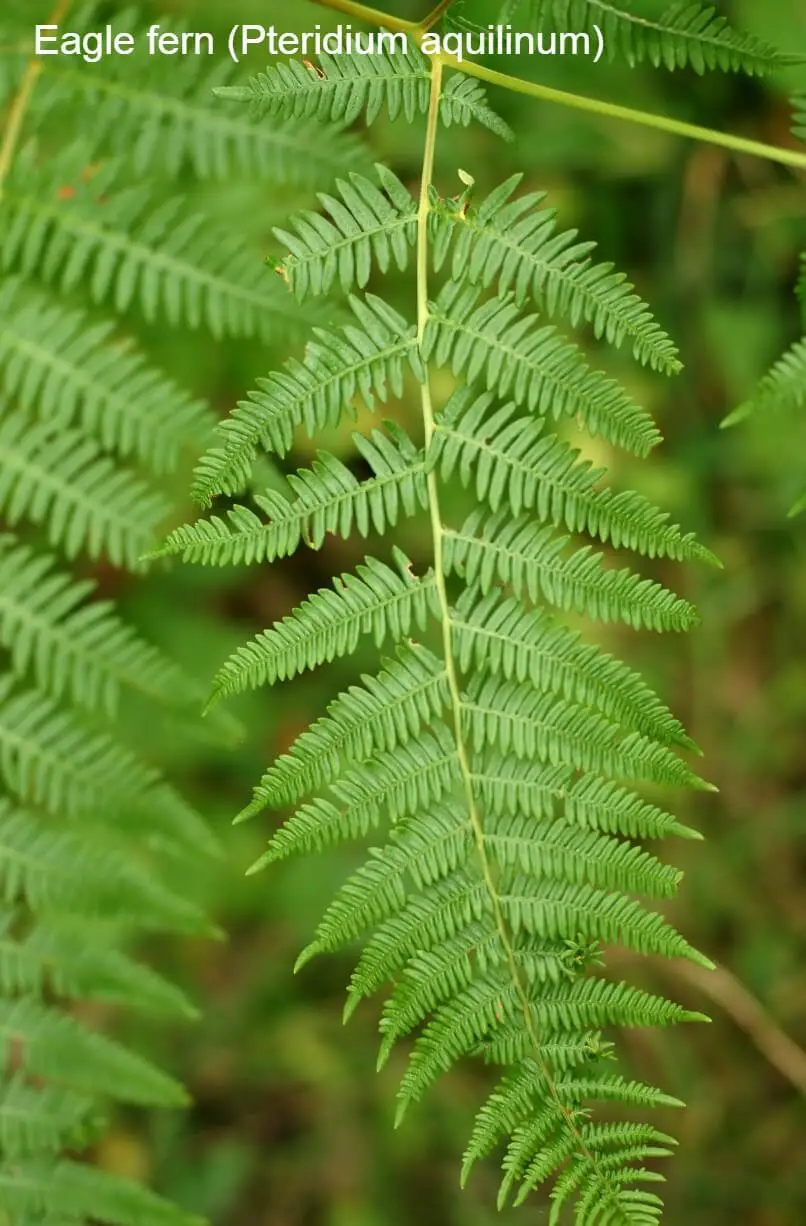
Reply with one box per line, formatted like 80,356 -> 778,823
414,50 -> 607,1196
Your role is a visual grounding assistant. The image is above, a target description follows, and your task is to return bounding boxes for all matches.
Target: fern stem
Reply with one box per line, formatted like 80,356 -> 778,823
306,0 -> 415,34
415,51 -> 600,1190
309,0 -> 806,172
419,0 -> 457,34
0,0 -> 72,198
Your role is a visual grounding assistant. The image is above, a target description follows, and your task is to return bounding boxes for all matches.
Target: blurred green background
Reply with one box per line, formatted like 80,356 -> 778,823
69,0 -> 806,1222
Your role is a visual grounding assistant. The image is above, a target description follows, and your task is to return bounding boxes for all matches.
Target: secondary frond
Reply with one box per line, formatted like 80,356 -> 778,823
433,388 -> 714,562
37,19 -> 368,185
1,147 -> 315,343
216,45 -> 512,138
443,509 -> 699,631
0,535 -> 201,717
0,279 -> 215,476
158,425 -> 427,567
209,551 -> 436,703
272,164 -> 417,301
0,408 -> 168,568
502,0 -> 790,76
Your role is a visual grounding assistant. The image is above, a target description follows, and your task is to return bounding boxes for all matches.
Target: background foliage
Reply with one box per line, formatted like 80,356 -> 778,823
2,0 -> 805,1223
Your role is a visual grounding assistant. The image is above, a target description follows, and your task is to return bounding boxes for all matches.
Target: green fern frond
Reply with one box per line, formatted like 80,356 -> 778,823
191,295 -> 424,504
37,10 -> 367,185
216,46 -> 512,138
451,586 -> 697,748
0,409 -> 168,568
502,0 -> 791,75
443,508 -> 698,630
423,282 -> 661,455
209,551 -> 436,702
0,279 -> 215,475
434,174 -> 681,373
724,336 -> 806,430
433,388 -> 715,562
272,164 -> 417,300
1,147 -> 314,343
0,1075 -> 95,1159
0,536 -> 198,717
0,801 -> 209,934
166,38 -> 724,1224
158,425 -> 427,566
239,643 -> 448,820
0,1156 -> 202,1225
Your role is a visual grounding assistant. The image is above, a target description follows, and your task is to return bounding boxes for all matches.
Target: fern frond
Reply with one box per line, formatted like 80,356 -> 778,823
0,801 -> 209,934
0,1156 -> 202,1225
175,61 -> 718,1218
38,19 -> 367,185
0,279 -> 215,475
1,148 -> 314,343
424,282 -> 661,455
210,551 -> 436,702
502,0 -> 790,76
272,164 -> 417,300
434,175 -> 681,373
191,295 -> 424,504
443,509 -> 698,631
433,389 -> 715,562
0,1075 -> 94,1159
0,536 -> 199,717
724,334 -> 806,433
158,425 -> 427,566
216,46 -> 512,138
451,586 -> 697,749
0,998 -> 187,1107
0,409 -> 168,568
239,644 -> 448,819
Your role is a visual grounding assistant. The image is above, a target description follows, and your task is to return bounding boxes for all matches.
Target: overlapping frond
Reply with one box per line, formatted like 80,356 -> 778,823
272,165 -> 417,300
0,279 -> 215,475
158,425 -> 427,567
501,0 -> 791,75
0,147 -> 314,343
34,7 -> 367,185
216,45 -> 512,138
0,2 -> 270,1212
423,281 -> 661,455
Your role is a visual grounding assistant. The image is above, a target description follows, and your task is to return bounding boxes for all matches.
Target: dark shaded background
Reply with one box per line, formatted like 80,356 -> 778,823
62,0 -> 806,1221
